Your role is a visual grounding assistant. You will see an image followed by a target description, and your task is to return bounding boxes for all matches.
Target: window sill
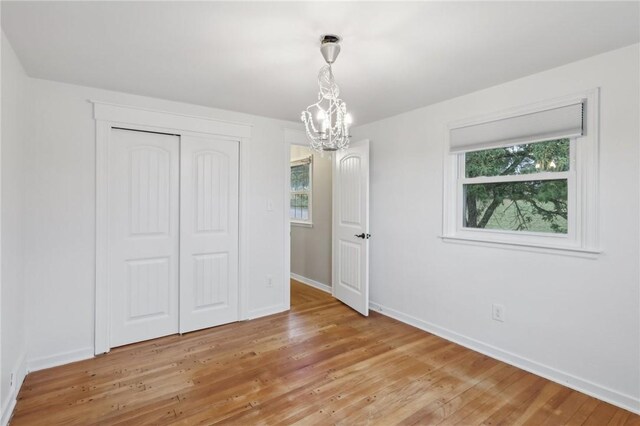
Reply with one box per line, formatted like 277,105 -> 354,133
291,221 -> 313,228
439,234 -> 601,258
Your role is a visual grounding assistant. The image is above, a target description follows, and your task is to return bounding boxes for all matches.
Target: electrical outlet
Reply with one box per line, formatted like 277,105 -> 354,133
266,199 -> 274,212
266,275 -> 273,288
492,304 -> 505,322
10,372 -> 14,387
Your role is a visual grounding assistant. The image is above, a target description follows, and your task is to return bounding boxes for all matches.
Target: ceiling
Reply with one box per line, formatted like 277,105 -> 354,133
2,1 -> 639,125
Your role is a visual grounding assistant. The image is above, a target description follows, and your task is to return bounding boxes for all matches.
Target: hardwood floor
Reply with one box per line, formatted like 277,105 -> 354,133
10,280 -> 639,425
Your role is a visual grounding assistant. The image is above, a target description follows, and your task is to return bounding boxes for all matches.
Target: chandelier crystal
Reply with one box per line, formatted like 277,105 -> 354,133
301,35 -> 352,152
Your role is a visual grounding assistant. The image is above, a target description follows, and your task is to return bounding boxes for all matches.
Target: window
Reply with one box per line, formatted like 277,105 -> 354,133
463,139 -> 571,234
443,90 -> 599,254
290,156 -> 312,224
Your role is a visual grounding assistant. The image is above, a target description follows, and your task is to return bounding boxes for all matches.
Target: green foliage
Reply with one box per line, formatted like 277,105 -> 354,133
466,139 -> 569,178
291,163 -> 310,220
291,194 -> 309,209
464,139 -> 569,233
291,164 -> 310,191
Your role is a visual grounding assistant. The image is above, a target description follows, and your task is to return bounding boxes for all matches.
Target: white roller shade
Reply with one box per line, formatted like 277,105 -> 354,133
450,102 -> 584,153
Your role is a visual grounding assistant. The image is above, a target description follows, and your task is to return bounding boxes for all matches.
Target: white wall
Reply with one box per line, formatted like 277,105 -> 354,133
23,78 -> 294,367
1,31 -> 28,423
351,44 -> 640,412
290,145 -> 332,287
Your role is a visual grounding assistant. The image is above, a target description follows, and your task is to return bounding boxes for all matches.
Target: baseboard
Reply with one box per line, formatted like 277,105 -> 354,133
1,352 -> 27,426
369,301 -> 640,415
27,347 -> 94,373
290,273 -> 332,294
247,304 -> 288,320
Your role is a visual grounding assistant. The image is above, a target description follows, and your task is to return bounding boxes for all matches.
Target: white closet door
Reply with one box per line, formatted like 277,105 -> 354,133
179,136 -> 239,333
109,129 -> 180,347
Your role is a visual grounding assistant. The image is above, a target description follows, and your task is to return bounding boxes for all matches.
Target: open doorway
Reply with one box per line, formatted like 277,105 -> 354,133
289,143 -> 334,296
284,129 -> 371,315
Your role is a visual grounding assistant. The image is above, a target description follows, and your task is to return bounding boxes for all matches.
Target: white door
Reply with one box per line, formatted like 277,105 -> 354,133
109,129 -> 180,347
333,139 -> 370,316
179,136 -> 239,333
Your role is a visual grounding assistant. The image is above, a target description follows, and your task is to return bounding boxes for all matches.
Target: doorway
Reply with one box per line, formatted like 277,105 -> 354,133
284,129 -> 371,316
289,144 -> 334,294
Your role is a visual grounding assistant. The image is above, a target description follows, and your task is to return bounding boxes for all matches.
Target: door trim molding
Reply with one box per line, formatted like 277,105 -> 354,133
93,101 -> 252,355
92,101 -> 252,137
283,128 -> 308,310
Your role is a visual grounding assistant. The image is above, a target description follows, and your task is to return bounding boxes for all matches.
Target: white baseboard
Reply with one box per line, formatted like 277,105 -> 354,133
290,273 -> 332,294
247,304 -> 288,320
1,352 -> 27,426
369,301 -> 640,415
27,347 -> 94,373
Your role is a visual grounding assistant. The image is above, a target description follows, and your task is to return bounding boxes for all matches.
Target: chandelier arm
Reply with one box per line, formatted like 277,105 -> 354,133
304,99 -> 326,135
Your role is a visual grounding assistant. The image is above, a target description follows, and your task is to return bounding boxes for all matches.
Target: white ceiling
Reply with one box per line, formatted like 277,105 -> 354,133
2,1 -> 639,124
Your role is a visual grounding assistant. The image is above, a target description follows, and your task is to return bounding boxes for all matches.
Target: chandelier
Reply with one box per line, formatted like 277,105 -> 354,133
301,35 -> 352,152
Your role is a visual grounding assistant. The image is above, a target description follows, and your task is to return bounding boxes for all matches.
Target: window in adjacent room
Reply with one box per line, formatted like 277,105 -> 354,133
290,156 -> 313,224
442,90 -> 599,254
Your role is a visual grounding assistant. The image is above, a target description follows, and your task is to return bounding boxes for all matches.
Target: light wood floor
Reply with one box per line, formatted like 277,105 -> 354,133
10,280 -> 639,425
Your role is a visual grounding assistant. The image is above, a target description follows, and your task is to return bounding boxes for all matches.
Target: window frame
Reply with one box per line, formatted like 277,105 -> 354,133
290,156 -> 313,226
442,89 -> 600,256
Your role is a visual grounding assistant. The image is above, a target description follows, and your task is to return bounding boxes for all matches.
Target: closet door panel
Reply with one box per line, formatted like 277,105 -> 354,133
108,129 -> 180,347
180,136 -> 239,333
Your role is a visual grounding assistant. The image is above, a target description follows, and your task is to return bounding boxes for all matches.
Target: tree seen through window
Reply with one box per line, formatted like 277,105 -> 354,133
463,139 -> 569,233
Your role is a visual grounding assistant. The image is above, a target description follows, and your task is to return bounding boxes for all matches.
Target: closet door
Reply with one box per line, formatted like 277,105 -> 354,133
109,129 -> 180,347
179,136 -> 239,333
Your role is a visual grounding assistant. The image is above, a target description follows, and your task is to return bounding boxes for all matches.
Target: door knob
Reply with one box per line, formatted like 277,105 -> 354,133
355,233 -> 371,239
